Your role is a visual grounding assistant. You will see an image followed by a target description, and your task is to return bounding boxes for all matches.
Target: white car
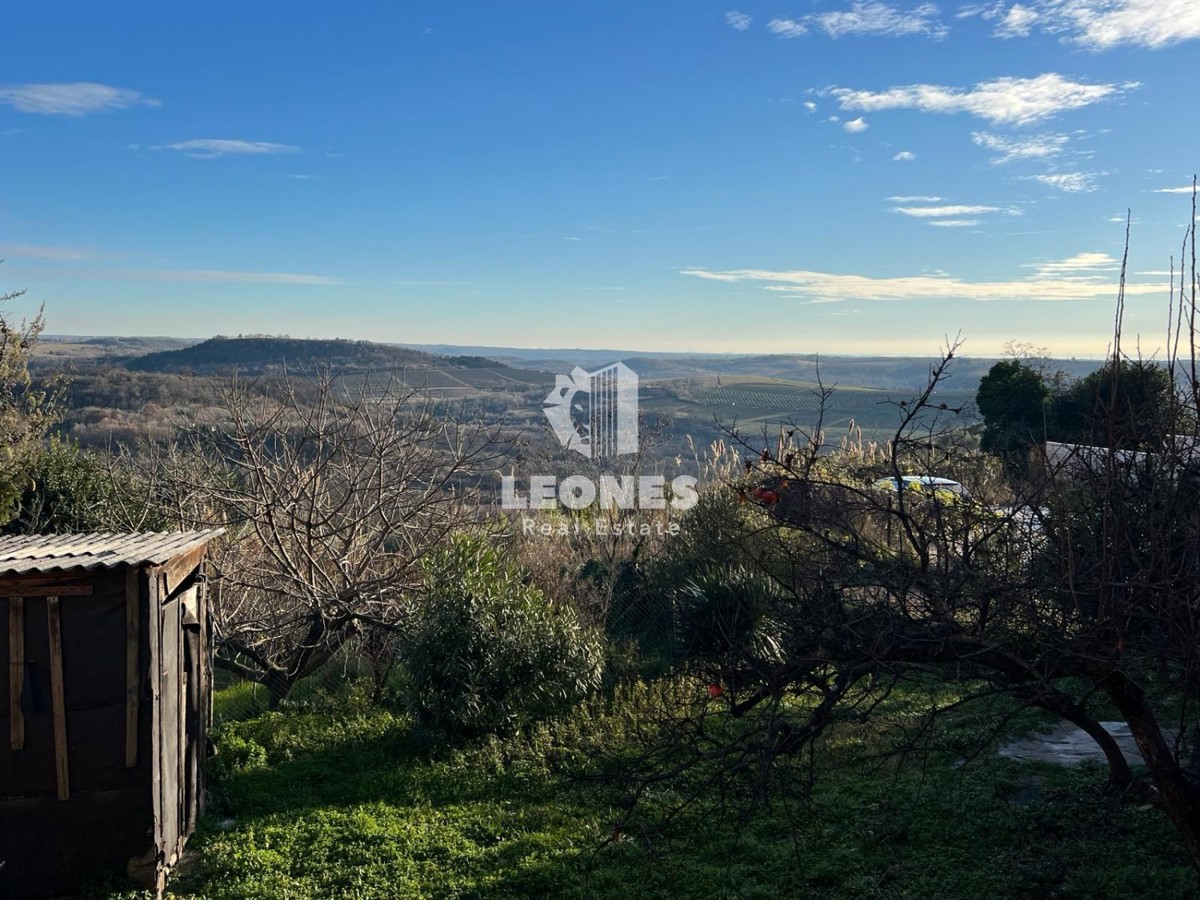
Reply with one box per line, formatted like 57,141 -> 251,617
871,475 -> 971,501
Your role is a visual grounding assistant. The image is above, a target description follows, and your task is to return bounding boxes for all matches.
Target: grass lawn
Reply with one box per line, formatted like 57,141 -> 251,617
96,681 -> 1198,899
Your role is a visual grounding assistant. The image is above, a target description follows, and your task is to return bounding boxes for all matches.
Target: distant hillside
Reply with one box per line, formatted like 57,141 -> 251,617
33,335 -> 198,368
404,343 -> 1106,392
124,336 -> 498,375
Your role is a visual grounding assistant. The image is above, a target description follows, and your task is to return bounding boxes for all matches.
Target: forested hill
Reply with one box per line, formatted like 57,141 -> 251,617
124,336 -> 501,375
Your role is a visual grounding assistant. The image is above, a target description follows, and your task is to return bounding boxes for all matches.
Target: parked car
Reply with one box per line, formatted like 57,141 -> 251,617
870,475 -> 971,502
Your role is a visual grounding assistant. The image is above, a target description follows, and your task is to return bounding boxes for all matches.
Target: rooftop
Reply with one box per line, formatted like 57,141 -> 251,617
0,531 -> 223,577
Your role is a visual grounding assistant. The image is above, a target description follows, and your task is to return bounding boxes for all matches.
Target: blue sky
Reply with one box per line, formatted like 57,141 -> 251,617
1,1 -> 1198,357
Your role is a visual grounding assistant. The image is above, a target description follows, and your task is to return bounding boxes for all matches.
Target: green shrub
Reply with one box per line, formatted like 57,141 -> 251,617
3,438 -> 163,534
604,489 -> 762,675
209,732 -> 269,780
677,566 -> 786,667
403,535 -> 604,736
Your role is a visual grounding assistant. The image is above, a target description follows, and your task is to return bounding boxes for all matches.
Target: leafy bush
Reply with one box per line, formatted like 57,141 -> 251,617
3,438 -> 162,534
603,488 -> 765,675
403,535 -> 604,736
677,566 -> 786,668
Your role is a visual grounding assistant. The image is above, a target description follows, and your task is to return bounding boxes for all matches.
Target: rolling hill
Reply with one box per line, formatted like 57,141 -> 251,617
124,336 -> 461,375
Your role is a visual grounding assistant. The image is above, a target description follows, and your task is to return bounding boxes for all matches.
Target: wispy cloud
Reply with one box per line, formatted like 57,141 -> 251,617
971,130 -> 1069,163
767,17 -> 808,37
826,73 -> 1135,125
1026,171 -> 1100,192
813,2 -> 950,39
0,82 -> 160,116
725,10 -> 752,30
1153,185 -> 1197,194
679,254 -> 1160,303
162,139 -> 300,159
892,150 -> 917,161
888,194 -> 943,201
1026,251 -> 1118,277
0,243 -> 97,261
843,117 -> 870,133
928,219 -> 981,227
978,0 -> 1200,49
994,3 -> 1040,37
893,203 -> 1012,217
803,101 -> 818,112
127,269 -> 339,285
765,3 -> 949,40
8,266 -> 341,285
396,280 -> 472,286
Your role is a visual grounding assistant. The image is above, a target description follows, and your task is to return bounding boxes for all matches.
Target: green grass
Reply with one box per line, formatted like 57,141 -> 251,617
97,681 -> 1198,900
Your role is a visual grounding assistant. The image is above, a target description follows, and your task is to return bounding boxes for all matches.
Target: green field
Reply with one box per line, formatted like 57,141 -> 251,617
661,379 -> 977,439
96,680 -> 1195,899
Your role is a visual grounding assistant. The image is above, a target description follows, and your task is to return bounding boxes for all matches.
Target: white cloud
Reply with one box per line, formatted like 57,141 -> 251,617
971,130 -> 1069,163
928,219 -> 981,227
725,10 -> 752,30
843,117 -> 870,133
0,82 -> 160,116
1071,0 -> 1200,48
1026,251 -> 1118,276
768,17 -> 809,37
988,0 -> 1200,49
957,1 -> 1006,18
164,139 -> 301,158
893,204 -> 1009,217
803,101 -> 818,112
995,3 -> 1039,36
888,194 -> 943,201
1026,171 -> 1100,192
827,72 -> 1135,125
1153,185 -> 1197,194
893,150 -> 918,161
287,173 -> 314,180
0,243 -> 96,261
679,254 -> 1160,303
813,2 -> 950,39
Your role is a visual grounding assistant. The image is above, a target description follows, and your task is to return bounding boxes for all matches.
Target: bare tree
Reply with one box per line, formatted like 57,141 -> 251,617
151,369 -> 508,705
609,194 -> 1200,874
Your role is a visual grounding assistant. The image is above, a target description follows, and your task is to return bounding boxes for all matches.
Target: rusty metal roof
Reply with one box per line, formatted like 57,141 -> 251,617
0,531 -> 223,577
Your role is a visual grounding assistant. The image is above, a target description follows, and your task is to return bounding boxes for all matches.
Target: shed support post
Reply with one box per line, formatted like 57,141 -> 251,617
47,595 -> 70,801
8,596 -> 23,750
126,567 -> 141,768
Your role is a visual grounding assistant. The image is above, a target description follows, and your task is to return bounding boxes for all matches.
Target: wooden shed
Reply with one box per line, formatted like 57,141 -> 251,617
0,531 -> 222,898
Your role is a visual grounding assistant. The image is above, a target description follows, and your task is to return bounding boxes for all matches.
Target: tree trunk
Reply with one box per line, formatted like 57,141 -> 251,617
264,668 -> 296,708
1024,688 -> 1134,789
1102,672 -> 1200,874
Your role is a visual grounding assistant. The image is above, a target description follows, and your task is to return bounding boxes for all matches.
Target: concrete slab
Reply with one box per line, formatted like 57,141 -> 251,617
998,720 -> 1146,766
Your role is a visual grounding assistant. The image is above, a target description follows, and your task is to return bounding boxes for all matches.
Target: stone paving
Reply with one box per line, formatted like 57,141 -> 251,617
998,720 -> 1146,766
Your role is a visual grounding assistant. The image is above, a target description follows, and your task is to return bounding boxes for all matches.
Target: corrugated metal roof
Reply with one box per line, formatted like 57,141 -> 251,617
0,531 -> 223,577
